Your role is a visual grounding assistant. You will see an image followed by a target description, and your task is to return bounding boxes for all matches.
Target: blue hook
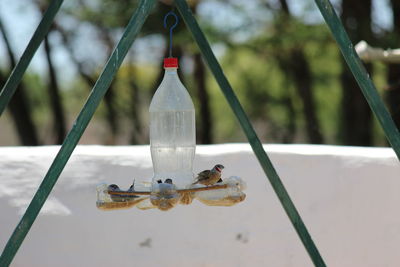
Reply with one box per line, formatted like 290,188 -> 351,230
163,11 -> 179,57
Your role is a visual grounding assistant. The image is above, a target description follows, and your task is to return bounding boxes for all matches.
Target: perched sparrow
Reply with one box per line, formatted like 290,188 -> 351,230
192,164 -> 225,186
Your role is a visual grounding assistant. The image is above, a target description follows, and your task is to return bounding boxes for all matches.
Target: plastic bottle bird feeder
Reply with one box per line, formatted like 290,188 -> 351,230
96,11 -> 246,211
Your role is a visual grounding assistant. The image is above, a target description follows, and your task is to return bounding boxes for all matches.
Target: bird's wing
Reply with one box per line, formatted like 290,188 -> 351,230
196,170 -> 211,181
197,170 -> 210,176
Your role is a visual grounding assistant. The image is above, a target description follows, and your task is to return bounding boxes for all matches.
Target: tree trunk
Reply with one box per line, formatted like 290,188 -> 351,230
100,29 -> 119,140
340,0 -> 373,146
194,53 -> 213,144
44,35 -> 66,144
289,49 -> 324,144
386,0 -> 400,129
0,17 -> 39,145
128,53 -> 143,144
104,83 -> 118,137
387,66 -> 400,127
278,0 -> 289,14
277,0 -> 323,143
281,95 -> 296,143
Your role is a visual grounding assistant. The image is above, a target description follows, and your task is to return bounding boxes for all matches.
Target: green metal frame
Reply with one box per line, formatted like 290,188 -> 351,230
1,0 -> 399,266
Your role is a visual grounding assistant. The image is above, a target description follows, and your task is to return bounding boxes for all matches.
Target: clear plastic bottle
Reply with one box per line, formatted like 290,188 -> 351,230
149,58 -> 196,188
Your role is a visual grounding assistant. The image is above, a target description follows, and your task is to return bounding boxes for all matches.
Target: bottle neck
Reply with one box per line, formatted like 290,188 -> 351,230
164,67 -> 178,73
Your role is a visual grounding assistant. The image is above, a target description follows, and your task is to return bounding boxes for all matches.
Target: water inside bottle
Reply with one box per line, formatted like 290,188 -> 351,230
150,110 -> 195,187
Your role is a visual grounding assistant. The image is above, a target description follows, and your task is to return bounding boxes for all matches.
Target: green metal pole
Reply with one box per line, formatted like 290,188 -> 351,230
0,1 -> 156,266
315,0 -> 400,161
175,1 -> 326,266
0,0 -> 64,116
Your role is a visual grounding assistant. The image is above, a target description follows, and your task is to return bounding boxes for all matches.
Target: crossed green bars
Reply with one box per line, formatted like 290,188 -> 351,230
1,0 -> 400,266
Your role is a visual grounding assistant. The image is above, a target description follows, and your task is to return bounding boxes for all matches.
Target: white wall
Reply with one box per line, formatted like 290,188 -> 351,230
0,144 -> 399,267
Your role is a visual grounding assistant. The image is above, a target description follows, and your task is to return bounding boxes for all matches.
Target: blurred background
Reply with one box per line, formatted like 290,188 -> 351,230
0,0 -> 399,147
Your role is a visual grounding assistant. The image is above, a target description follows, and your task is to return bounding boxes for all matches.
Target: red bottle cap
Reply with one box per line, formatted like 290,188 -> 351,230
164,57 -> 178,68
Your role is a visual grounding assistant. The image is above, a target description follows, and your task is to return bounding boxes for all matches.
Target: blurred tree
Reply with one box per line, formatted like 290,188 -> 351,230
98,28 -> 119,142
127,52 -> 144,144
386,0 -> 400,128
52,23 -> 97,85
43,35 -> 67,144
192,3 -> 213,144
65,0 -> 122,143
275,0 -> 324,144
340,0 -> 373,145
0,17 -> 40,145
35,0 -> 67,144
1,0 -> 394,146
194,52 -> 213,144
229,0 -> 327,143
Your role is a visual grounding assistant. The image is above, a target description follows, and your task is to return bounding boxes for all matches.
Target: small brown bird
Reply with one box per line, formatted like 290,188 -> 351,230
192,164 -> 225,186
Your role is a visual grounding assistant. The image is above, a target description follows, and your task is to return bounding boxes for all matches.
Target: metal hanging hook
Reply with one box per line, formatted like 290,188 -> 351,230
163,11 -> 179,58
